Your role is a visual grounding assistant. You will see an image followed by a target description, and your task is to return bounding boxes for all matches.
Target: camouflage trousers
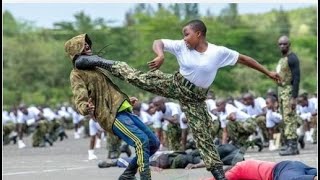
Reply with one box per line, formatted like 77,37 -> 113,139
166,123 -> 181,151
106,132 -> 122,159
32,120 -> 49,147
227,118 -> 257,147
109,62 -> 223,170
278,85 -> 298,140
255,116 -> 269,141
3,121 -> 16,145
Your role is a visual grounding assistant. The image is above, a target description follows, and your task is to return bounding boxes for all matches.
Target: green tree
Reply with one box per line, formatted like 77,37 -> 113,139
218,3 -> 240,28
274,6 -> 291,36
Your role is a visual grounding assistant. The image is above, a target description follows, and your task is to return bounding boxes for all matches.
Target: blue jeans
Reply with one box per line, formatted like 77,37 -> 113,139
112,111 -> 160,173
273,160 -> 317,180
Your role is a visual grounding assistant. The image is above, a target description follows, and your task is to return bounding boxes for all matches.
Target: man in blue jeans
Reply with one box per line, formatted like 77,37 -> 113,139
65,33 -> 160,180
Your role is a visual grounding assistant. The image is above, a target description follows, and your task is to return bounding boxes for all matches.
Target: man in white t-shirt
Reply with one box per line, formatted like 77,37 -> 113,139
215,99 -> 260,151
242,93 -> 268,146
152,96 -> 182,151
205,91 -> 218,122
18,105 -> 43,148
75,19 -> 280,180
297,94 -> 317,143
265,95 -> 283,151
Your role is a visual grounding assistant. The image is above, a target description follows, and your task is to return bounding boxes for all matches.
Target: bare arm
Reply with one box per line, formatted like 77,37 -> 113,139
152,40 -> 165,58
164,114 -> 179,124
222,127 -> 229,144
148,40 -> 165,70
237,54 -> 280,83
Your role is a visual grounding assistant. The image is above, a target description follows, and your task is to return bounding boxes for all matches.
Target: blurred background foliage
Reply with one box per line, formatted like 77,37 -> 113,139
3,3 -> 317,108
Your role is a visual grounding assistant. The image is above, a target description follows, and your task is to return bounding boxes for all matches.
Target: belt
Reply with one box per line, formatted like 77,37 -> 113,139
179,74 -> 209,94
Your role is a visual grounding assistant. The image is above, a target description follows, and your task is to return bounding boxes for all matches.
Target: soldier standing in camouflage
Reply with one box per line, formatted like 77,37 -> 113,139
276,35 -> 301,156
65,34 -> 160,180
75,20 -> 280,180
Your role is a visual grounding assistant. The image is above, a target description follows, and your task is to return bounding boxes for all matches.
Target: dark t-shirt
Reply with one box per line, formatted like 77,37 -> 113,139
287,53 -> 300,98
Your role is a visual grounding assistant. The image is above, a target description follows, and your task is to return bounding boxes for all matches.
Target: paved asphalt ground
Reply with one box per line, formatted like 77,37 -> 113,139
3,130 -> 318,180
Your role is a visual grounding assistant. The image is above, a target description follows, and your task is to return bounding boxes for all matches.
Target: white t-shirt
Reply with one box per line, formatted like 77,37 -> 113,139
152,111 -> 164,129
219,104 -> 251,128
162,39 -> 239,88
244,98 -> 266,117
2,111 -> 13,124
162,102 -> 182,120
20,107 -> 41,125
9,111 -> 23,124
179,112 -> 188,129
297,100 -> 317,121
159,102 -> 183,131
43,108 -> 57,121
205,99 -> 218,121
139,110 -> 153,125
266,109 -> 282,128
309,97 -> 318,110
234,99 -> 246,111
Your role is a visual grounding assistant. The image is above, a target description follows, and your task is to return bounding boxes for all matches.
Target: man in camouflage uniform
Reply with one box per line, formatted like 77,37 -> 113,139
215,98 -> 261,151
65,34 -> 159,180
32,120 -> 53,147
3,121 -> 17,145
75,20 -> 280,180
276,35 -> 301,156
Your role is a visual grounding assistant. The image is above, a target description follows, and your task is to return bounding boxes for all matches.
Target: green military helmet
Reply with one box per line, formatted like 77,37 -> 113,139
64,33 -> 92,60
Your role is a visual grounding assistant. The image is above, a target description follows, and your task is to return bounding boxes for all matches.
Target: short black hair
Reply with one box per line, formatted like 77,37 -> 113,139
266,95 -> 278,103
185,19 -> 207,37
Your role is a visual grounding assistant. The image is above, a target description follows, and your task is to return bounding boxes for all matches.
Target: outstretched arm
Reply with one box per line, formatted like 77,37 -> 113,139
237,54 -> 280,83
148,40 -> 165,71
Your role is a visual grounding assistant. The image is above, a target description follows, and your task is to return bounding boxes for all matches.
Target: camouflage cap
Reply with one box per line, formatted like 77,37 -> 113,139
64,33 -> 92,60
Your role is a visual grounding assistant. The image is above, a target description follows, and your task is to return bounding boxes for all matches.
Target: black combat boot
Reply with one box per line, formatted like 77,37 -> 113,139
252,137 -> 263,152
279,139 -> 299,156
44,134 -> 53,146
211,165 -> 227,180
118,163 -> 138,180
298,135 -> 305,149
108,150 -> 120,159
75,55 -> 115,71
139,169 -> 152,180
120,144 -> 132,157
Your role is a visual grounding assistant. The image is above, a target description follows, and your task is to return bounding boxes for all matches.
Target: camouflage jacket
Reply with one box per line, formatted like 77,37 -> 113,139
70,67 -> 129,133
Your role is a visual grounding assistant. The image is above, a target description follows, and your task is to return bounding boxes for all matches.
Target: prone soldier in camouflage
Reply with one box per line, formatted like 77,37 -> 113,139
74,20 -> 280,180
276,35 -> 301,156
65,34 -> 159,180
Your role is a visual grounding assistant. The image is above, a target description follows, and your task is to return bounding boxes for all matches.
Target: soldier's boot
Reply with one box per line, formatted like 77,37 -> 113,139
118,163 -> 138,180
139,169 -> 152,180
120,144 -> 132,157
108,151 -> 120,159
75,55 -> 115,71
211,165 -> 227,180
252,137 -> 263,152
298,135 -> 305,149
11,135 -> 17,144
59,131 -> 68,141
279,139 -> 299,156
44,134 -> 53,146
280,139 -> 288,151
